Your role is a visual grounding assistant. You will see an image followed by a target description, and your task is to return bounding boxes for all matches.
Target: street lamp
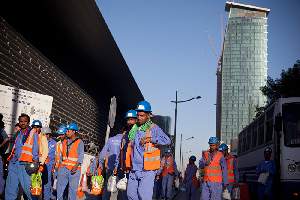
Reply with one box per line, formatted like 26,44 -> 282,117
171,90 -> 201,157
179,134 -> 194,171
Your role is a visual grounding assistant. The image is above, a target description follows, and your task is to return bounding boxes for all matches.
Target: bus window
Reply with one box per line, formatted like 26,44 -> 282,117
238,134 -> 242,154
266,106 -> 274,142
242,132 -> 246,152
246,128 -> 251,151
252,122 -> 258,148
258,116 -> 265,145
283,103 -> 300,147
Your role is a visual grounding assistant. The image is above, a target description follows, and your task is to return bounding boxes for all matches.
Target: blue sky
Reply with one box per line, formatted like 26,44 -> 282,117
96,0 -> 300,168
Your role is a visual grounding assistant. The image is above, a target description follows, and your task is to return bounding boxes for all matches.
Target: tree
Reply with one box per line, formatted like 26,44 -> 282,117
260,60 -> 300,104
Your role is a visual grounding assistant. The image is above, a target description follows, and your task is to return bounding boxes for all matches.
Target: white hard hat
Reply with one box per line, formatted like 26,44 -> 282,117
42,127 -> 52,134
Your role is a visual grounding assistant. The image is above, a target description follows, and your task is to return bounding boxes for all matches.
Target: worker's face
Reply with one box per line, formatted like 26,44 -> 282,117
66,130 -> 75,138
264,152 -> 271,160
137,112 -> 150,125
127,117 -> 137,126
19,116 -> 29,130
189,159 -> 195,164
209,144 -> 218,151
45,133 -> 50,140
32,126 -> 41,134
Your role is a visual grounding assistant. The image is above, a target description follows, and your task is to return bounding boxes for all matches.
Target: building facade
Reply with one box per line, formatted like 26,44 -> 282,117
217,2 -> 270,144
0,0 -> 143,153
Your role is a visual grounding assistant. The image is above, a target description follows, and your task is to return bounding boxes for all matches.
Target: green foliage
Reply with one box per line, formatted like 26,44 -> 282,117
260,60 -> 300,104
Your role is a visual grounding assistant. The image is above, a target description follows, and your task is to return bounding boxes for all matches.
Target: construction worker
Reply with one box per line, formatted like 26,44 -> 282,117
98,129 -> 124,200
126,101 -> 171,200
256,147 -> 275,200
5,114 -> 39,200
36,122 -> 49,168
183,155 -> 198,200
218,143 -> 239,195
199,137 -> 228,200
41,127 -> 57,200
56,122 -> 84,200
161,149 -> 178,200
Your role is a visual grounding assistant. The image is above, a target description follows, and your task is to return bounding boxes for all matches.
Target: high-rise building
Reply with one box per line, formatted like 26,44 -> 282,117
217,2 -> 270,144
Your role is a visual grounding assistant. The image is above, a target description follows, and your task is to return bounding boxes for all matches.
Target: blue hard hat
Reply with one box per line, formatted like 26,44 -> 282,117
67,122 -> 79,131
264,147 -> 272,153
136,101 -> 152,112
31,120 -> 42,127
218,143 -> 228,151
208,136 -> 219,144
125,110 -> 137,118
189,155 -> 196,161
56,124 -> 67,135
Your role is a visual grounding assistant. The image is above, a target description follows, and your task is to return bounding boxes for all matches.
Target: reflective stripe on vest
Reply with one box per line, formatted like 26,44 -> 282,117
143,125 -> 161,171
19,131 -> 35,163
203,151 -> 223,183
125,142 -> 132,169
55,141 -> 62,168
61,139 -> 81,170
226,155 -> 235,183
161,156 -> 175,176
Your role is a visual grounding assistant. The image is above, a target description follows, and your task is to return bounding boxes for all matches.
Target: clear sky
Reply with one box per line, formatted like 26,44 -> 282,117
96,0 -> 300,169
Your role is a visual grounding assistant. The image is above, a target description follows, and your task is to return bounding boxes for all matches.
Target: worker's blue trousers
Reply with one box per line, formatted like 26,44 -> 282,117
56,167 -> 81,200
162,174 -> 174,199
42,163 -> 54,200
5,161 -> 33,200
185,181 -> 198,200
201,182 -> 222,200
127,170 -> 156,200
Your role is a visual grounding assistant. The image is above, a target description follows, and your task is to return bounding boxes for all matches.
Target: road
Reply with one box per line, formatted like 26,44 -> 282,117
173,188 -> 201,200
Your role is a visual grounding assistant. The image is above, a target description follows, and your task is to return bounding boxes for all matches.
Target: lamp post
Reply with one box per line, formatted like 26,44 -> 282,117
171,91 -> 201,157
179,135 -> 194,171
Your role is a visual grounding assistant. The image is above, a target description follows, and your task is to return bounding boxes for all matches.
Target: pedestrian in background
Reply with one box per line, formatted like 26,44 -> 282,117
256,147 -> 275,200
183,155 -> 198,200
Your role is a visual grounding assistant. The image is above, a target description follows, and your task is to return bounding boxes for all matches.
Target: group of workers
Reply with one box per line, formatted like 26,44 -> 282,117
0,99 -> 276,200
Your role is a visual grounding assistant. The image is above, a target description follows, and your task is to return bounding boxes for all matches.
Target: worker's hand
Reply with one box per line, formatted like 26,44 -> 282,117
71,164 -> 79,174
140,136 -> 151,145
38,165 -> 44,172
113,168 -> 118,175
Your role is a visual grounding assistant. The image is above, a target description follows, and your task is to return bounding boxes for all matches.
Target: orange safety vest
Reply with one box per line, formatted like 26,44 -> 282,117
226,154 -> 235,183
125,141 -> 132,169
61,139 -> 81,171
54,141 -> 63,168
19,131 -> 36,163
143,125 -> 161,171
161,156 -> 175,176
203,151 -> 223,183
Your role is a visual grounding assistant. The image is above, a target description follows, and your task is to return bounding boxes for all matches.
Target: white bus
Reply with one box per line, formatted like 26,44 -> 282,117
237,97 -> 300,199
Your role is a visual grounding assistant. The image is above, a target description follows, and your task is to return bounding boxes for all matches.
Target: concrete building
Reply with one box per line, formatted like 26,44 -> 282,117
216,2 -> 270,144
0,0 -> 143,152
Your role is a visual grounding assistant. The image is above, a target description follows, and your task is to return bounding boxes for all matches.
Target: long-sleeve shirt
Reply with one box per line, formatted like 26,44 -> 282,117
199,151 -> 228,185
99,134 -> 123,170
256,160 -> 276,186
131,125 -> 171,171
38,133 -> 49,165
46,138 -> 57,166
11,129 -> 39,162
184,163 -> 198,184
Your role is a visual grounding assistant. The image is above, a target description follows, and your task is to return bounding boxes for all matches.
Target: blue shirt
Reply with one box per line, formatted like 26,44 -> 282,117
199,151 -> 228,184
11,129 -> 39,162
184,163 -> 198,184
47,138 -> 57,166
131,125 -> 171,171
256,160 -> 276,186
99,134 -> 123,170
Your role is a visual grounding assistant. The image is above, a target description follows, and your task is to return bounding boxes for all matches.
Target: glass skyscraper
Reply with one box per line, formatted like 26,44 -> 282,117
217,2 -> 270,144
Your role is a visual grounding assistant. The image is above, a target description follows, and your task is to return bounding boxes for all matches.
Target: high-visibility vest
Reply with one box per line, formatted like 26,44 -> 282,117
54,140 -> 63,169
226,154 -> 235,183
125,141 -> 132,169
19,131 -> 36,163
203,151 -> 223,183
161,156 -> 175,176
143,125 -> 161,171
61,139 -> 81,171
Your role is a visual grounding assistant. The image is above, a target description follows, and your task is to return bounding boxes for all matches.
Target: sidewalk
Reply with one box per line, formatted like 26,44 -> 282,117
172,188 -> 201,200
